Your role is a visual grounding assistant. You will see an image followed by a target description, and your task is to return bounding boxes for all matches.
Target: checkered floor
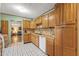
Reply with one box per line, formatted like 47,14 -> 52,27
2,43 -> 47,56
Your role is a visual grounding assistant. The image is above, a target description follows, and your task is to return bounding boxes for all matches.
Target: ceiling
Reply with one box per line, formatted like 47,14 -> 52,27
0,3 -> 55,19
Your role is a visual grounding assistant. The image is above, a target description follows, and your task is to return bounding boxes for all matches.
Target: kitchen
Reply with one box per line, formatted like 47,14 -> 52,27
0,3 -> 79,56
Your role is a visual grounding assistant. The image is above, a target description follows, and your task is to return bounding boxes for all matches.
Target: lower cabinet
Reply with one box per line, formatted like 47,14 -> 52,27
55,24 -> 77,56
55,26 -> 63,56
46,36 -> 54,56
62,24 -> 77,56
63,48 -> 76,56
23,34 -> 31,43
31,34 -> 39,47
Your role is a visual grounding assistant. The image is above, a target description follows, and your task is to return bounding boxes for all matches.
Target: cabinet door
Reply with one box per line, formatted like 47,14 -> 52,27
46,37 -> 54,56
55,4 -> 63,26
77,3 -> 79,56
62,24 -> 77,56
63,3 -> 77,24
34,35 -> 39,47
24,34 -> 30,43
30,21 -> 36,29
48,11 -> 56,27
35,16 -> 42,24
31,34 -> 34,43
26,21 -> 30,29
42,14 -> 48,28
31,34 -> 39,47
1,20 -> 8,34
55,26 -> 63,56
23,20 -> 30,29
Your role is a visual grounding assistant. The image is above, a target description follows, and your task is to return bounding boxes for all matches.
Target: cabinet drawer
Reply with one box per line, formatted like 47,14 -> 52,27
63,48 -> 76,56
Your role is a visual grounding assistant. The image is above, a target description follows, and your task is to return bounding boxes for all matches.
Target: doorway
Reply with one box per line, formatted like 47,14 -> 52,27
10,20 -> 23,46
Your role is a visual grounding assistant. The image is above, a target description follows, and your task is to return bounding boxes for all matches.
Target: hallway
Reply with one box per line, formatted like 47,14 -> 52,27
11,35 -> 22,46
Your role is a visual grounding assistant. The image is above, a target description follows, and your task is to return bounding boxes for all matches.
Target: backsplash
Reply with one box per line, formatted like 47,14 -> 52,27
34,28 -> 55,36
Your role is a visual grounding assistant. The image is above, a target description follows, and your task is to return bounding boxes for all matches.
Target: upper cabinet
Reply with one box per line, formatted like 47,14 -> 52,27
55,3 -> 77,25
30,20 -> 36,29
48,11 -> 56,27
1,20 -> 8,34
42,14 -> 49,28
63,3 -> 77,24
55,4 -> 63,26
35,16 -> 42,25
23,19 -> 30,29
35,16 -> 42,29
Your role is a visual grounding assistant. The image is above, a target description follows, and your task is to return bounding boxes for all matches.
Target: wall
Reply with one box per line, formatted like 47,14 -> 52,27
0,15 -> 1,31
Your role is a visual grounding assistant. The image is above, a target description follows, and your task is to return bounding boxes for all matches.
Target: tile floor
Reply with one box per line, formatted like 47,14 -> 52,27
2,43 -> 47,56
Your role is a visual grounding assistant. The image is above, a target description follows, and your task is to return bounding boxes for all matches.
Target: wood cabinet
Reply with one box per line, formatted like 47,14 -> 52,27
23,20 -> 30,29
55,3 -> 77,25
42,14 -> 49,28
23,34 -> 31,43
48,11 -> 56,27
77,3 -> 79,56
1,20 -> 8,34
55,26 -> 63,56
63,4 -> 77,24
35,16 -> 42,24
30,21 -> 36,29
46,36 -> 54,56
55,4 -> 63,26
31,34 -> 39,47
62,24 -> 77,56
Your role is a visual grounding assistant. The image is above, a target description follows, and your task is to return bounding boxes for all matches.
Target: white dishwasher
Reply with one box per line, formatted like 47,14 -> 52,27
39,35 -> 46,53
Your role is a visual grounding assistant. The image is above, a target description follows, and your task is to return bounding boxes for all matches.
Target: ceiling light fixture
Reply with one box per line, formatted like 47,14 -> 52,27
13,5 -> 30,13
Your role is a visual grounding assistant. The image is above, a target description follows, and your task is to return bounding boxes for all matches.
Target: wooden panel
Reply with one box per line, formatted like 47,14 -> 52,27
23,34 -> 30,43
62,24 -> 77,56
42,14 -> 48,28
63,3 -> 77,24
55,26 -> 63,56
48,11 -> 56,27
55,4 -> 63,26
77,3 -> 79,56
46,36 -> 54,56
30,21 -> 36,29
31,34 -> 39,47
63,48 -> 76,56
35,16 -> 42,24
34,34 -> 39,47
23,20 -> 30,29
1,20 -> 8,34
